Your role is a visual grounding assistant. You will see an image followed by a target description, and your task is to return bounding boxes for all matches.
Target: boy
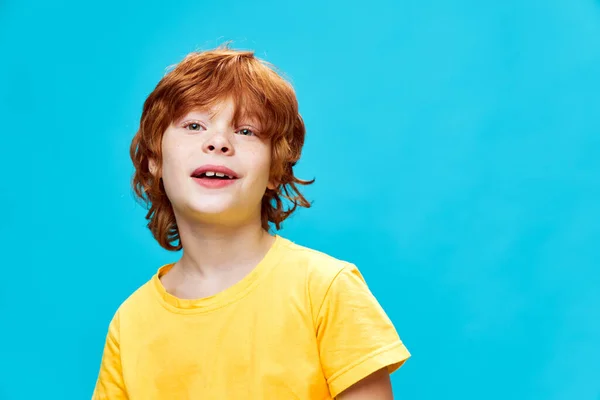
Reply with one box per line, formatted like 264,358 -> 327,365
93,46 -> 410,399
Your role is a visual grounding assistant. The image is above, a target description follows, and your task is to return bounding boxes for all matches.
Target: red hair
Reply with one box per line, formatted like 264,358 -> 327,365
130,45 -> 314,251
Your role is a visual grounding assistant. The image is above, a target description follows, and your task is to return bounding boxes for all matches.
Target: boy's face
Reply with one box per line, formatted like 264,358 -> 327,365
151,97 -> 275,226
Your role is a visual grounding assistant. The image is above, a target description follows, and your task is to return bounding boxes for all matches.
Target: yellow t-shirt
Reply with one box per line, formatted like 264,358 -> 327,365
92,236 -> 410,399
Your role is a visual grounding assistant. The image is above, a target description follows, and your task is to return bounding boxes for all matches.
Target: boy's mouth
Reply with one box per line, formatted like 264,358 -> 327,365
191,165 -> 239,180
193,171 -> 236,180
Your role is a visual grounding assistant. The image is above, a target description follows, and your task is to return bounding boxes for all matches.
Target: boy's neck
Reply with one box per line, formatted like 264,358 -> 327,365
174,217 -> 276,279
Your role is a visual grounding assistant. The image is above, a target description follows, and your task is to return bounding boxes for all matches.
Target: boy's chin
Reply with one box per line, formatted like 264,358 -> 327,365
184,202 -> 246,222
188,204 -> 234,217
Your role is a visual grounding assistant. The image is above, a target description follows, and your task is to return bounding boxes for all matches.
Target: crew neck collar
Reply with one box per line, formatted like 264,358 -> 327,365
152,235 -> 285,314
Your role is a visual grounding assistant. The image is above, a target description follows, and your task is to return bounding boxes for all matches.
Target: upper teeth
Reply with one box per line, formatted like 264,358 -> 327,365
204,171 -> 233,178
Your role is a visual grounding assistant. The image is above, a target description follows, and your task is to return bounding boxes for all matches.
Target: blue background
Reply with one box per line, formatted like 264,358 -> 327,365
1,0 -> 599,398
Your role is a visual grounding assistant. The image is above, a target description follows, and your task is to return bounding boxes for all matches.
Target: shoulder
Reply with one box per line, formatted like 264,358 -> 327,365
107,275 -> 157,328
277,236 -> 355,280
275,236 -> 363,308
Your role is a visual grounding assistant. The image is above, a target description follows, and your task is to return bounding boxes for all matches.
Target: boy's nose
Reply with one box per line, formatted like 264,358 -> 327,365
203,133 -> 233,155
206,143 -> 231,153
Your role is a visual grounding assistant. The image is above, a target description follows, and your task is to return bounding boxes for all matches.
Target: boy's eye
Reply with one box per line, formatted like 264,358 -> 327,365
237,128 -> 255,136
185,123 -> 205,131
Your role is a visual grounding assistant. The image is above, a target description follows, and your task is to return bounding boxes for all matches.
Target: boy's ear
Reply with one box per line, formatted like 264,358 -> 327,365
267,179 -> 279,191
149,158 -> 159,177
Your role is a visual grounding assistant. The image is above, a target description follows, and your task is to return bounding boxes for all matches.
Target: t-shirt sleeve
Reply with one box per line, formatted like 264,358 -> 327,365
92,312 -> 128,400
315,264 -> 410,398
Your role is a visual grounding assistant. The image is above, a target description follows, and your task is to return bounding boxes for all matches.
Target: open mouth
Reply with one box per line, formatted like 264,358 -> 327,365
192,171 -> 237,180
190,166 -> 240,185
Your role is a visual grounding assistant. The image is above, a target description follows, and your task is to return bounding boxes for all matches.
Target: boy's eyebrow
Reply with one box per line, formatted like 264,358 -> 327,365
173,108 -> 215,124
185,107 -> 216,118
187,103 -> 243,120
176,108 -> 262,127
